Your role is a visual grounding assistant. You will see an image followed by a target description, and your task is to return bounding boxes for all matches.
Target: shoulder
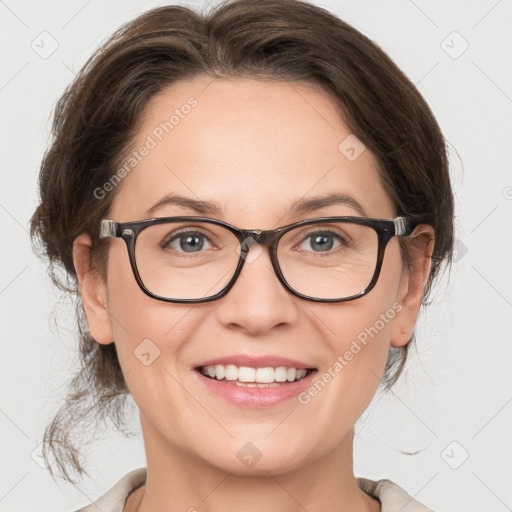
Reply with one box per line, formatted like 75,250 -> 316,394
72,468 -> 147,512
356,476 -> 436,512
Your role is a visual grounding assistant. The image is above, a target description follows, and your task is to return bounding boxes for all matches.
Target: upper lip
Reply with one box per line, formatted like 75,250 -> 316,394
194,355 -> 316,370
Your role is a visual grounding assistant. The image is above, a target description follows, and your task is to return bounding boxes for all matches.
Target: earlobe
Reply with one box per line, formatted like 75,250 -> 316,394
73,233 -> 114,345
390,225 -> 435,348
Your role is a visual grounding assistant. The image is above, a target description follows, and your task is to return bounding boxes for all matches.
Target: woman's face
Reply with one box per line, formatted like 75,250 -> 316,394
79,76 -> 427,475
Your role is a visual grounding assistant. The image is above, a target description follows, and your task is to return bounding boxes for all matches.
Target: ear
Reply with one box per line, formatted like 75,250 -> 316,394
73,233 -> 114,345
390,224 -> 435,348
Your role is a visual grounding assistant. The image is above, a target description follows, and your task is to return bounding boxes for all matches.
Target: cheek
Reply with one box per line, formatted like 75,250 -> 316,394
104,243 -> 210,373
104,244 -> 180,363
309,242 -> 404,391
103,248 -> 193,414
321,298 -> 395,373
106,245 -> 148,334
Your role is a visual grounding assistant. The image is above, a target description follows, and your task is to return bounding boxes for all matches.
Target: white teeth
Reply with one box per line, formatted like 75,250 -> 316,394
225,364 -> 238,381
238,366 -> 256,382
199,364 -> 310,383
214,364 -> 226,380
256,367 -> 274,383
274,366 -> 288,382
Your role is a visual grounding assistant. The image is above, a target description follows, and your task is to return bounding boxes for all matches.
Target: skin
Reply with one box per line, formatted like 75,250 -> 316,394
73,76 -> 434,512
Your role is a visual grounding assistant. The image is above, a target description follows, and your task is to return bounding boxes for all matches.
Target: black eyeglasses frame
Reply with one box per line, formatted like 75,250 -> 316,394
99,215 -> 415,304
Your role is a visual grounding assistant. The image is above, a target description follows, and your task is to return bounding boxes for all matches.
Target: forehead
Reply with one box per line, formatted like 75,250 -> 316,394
110,76 -> 394,224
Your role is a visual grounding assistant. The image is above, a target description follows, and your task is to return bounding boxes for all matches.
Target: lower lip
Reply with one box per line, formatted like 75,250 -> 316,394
194,369 -> 318,407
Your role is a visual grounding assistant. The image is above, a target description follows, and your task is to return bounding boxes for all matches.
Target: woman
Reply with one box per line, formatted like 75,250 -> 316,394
30,0 -> 454,510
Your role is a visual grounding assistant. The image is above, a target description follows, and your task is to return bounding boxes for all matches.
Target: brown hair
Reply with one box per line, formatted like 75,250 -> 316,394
30,0 -> 454,485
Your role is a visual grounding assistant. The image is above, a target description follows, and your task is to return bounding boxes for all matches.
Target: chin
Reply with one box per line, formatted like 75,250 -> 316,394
199,437 -> 313,476
209,454 -> 305,477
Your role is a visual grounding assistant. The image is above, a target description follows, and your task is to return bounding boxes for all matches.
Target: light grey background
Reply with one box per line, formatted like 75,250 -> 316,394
1,1 -> 511,511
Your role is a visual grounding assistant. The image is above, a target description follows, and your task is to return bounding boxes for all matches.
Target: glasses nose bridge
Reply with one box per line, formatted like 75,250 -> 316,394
234,227 -> 284,294
239,228 -> 280,251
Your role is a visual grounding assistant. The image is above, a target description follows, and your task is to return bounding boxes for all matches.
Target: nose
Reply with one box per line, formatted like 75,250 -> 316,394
214,240 -> 300,336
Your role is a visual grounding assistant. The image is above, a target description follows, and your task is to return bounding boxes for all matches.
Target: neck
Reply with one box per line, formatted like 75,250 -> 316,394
130,417 -> 380,512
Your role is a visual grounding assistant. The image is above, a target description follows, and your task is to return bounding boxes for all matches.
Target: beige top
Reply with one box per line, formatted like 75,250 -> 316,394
73,467 -> 436,512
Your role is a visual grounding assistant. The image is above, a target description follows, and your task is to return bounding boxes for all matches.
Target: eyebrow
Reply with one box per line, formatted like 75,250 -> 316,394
146,192 -> 368,218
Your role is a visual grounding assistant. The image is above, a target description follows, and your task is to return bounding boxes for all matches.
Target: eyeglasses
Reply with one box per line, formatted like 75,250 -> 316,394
99,215 -> 415,303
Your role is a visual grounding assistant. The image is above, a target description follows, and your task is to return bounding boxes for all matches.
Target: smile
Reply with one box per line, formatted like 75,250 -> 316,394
194,363 -> 319,407
198,364 -> 315,386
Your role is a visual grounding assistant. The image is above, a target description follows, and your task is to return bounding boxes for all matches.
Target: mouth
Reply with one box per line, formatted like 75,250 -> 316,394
196,364 -> 317,387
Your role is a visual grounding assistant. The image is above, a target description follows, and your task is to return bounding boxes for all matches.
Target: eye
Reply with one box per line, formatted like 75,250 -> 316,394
297,229 -> 348,253
163,230 -> 215,253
